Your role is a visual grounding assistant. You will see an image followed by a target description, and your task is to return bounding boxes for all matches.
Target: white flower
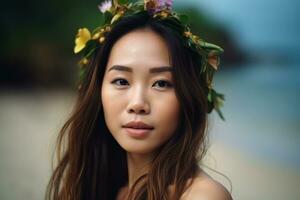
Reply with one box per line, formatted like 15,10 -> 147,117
98,0 -> 112,13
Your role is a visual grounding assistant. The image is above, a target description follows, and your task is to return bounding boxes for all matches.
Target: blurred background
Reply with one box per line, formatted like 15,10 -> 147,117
0,0 -> 299,199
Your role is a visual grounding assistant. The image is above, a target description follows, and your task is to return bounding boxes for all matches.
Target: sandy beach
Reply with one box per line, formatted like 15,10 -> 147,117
0,81 -> 299,200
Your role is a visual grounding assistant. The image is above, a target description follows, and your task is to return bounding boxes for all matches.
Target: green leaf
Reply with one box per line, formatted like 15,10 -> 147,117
179,14 -> 189,24
207,91 -> 212,102
104,12 -> 113,24
83,40 -> 99,58
198,41 -> 224,53
79,68 -> 86,80
118,0 -> 128,5
215,108 -> 225,121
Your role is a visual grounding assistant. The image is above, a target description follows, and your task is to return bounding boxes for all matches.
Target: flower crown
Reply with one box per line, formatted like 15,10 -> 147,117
74,0 -> 225,120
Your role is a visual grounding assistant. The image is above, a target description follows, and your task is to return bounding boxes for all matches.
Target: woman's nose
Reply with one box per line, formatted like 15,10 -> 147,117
126,87 -> 150,115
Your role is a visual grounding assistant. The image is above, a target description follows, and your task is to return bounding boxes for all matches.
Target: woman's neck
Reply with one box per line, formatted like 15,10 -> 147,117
126,152 -> 156,189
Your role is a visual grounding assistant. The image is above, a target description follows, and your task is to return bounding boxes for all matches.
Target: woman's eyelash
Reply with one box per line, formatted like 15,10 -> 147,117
110,78 -> 173,88
111,78 -> 129,86
153,80 -> 173,88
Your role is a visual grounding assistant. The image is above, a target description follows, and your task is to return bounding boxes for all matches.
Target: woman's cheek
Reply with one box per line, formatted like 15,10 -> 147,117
155,93 -> 180,128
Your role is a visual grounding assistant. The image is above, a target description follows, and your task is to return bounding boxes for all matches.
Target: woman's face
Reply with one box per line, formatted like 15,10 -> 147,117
101,28 -> 180,154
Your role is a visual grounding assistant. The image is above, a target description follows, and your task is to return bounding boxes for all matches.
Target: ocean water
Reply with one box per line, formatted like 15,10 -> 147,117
211,62 -> 300,168
175,0 -> 300,169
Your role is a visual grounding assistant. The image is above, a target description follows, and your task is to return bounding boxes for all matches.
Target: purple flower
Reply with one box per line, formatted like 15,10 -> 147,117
145,0 -> 173,14
98,0 -> 112,13
157,0 -> 173,10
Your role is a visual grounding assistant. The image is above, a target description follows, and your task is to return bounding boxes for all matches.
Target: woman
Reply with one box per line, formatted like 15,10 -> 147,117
46,0 -> 232,199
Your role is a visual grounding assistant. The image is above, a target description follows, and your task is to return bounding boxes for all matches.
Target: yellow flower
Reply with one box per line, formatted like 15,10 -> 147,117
92,32 -> 101,39
79,58 -> 89,66
160,11 -> 170,18
105,26 -> 111,32
74,28 -> 91,53
153,10 -> 170,18
192,35 -> 199,41
216,96 -> 224,107
111,11 -> 124,24
184,31 -> 192,37
99,37 -> 105,43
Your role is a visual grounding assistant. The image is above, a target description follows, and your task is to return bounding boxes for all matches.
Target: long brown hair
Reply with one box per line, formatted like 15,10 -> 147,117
46,13 -> 210,200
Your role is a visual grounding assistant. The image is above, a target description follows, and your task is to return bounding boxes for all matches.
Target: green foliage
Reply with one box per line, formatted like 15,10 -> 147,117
178,14 -> 189,25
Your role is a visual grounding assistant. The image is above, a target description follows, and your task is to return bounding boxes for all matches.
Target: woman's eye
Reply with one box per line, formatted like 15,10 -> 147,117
111,78 -> 129,87
153,80 -> 173,89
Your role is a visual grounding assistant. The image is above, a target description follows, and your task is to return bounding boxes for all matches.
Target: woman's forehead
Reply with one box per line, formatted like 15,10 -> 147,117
107,28 -> 171,70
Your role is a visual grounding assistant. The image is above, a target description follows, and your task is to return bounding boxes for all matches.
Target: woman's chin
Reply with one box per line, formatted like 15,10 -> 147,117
118,140 -> 156,155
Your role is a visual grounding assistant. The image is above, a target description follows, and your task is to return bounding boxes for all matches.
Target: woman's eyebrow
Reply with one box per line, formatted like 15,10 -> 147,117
108,65 -> 173,73
150,66 -> 173,73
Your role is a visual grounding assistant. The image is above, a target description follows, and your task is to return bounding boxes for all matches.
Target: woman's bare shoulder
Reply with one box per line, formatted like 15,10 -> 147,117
180,169 -> 233,200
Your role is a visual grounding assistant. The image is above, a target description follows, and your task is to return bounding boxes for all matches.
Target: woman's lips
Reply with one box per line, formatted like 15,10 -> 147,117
123,121 -> 154,129
122,121 -> 154,138
124,127 -> 153,138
